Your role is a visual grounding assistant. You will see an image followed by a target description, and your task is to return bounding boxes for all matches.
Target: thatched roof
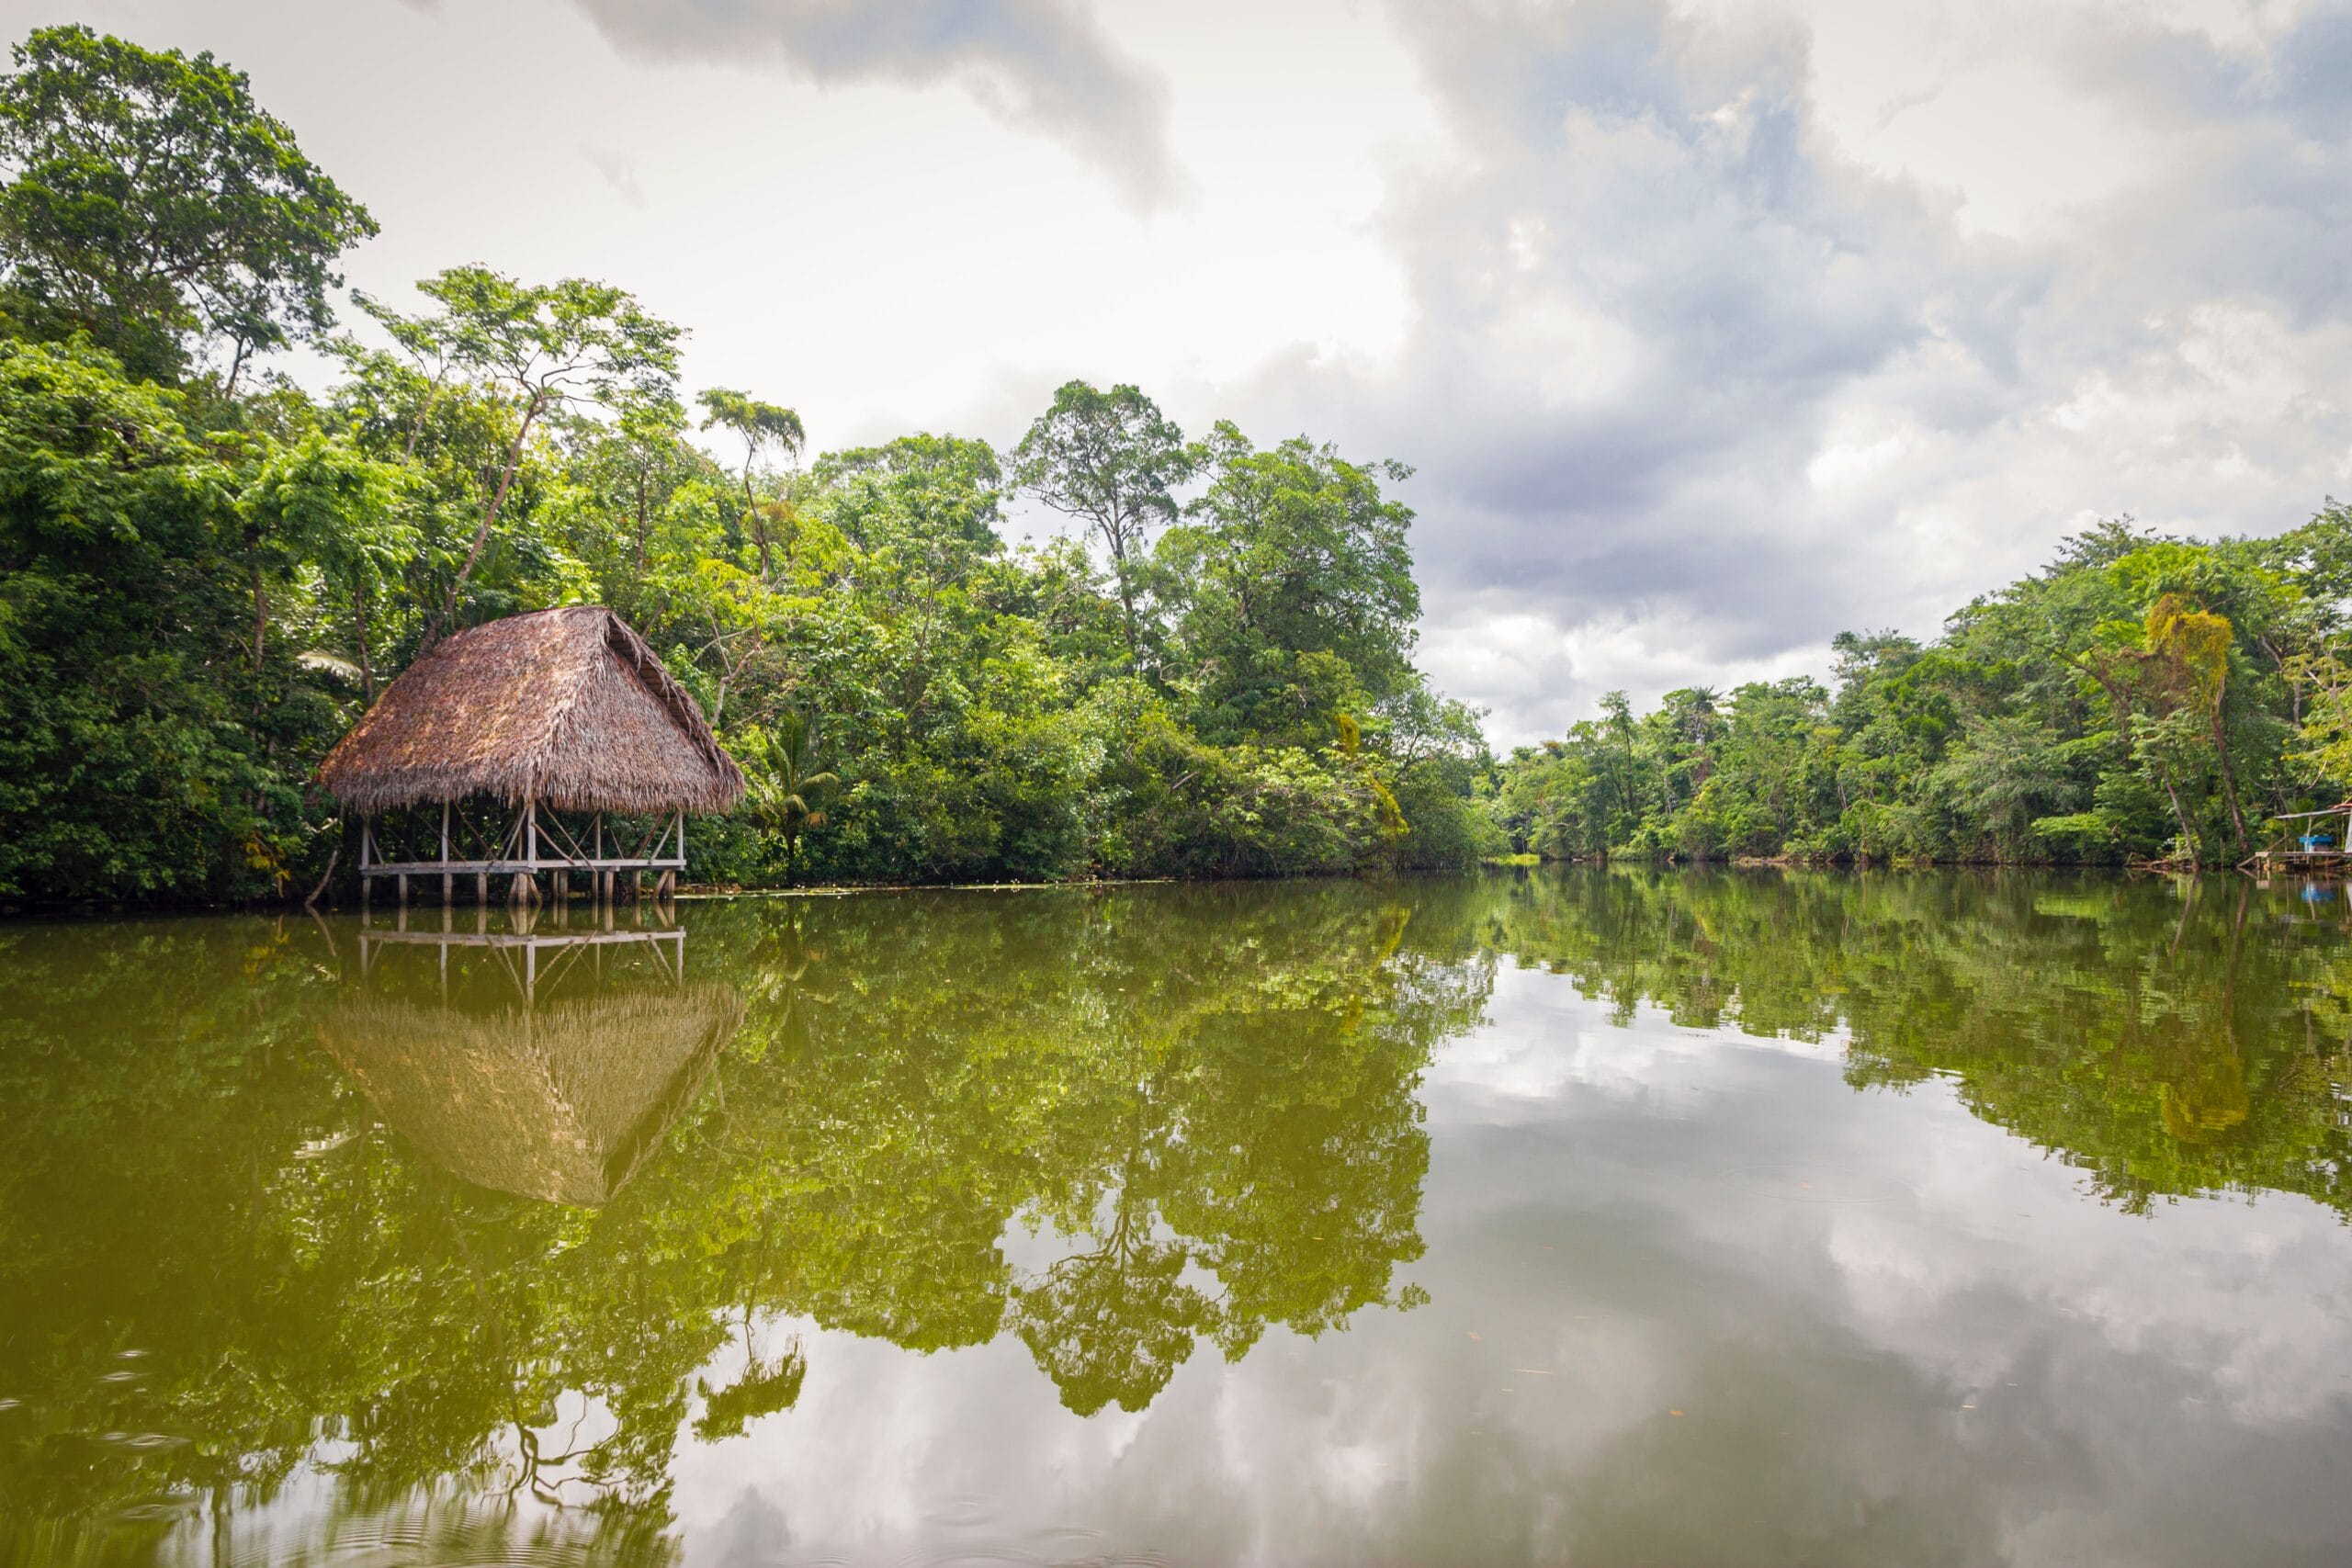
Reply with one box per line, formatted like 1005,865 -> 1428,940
316,605 -> 745,816
318,983 -> 742,1206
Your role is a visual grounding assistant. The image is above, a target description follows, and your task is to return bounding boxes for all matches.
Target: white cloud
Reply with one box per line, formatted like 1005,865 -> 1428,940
1229,0 -> 2352,739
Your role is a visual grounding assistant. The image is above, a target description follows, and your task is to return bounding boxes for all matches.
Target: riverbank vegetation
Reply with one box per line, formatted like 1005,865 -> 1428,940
1492,510 -> 2352,869
0,24 -> 1489,904
7,22 -> 2352,907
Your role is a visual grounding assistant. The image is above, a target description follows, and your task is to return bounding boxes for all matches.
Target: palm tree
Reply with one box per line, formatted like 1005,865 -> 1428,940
744,709 -> 838,883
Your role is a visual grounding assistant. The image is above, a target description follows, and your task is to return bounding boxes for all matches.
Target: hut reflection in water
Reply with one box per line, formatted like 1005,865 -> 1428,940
321,908 -> 741,1207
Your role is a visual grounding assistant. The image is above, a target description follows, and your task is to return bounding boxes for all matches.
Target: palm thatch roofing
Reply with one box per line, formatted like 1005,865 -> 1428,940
318,983 -> 743,1206
316,605 -> 745,816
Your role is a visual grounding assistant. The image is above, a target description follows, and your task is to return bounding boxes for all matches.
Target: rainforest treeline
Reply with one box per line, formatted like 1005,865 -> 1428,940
5,26 -> 2350,905
0,25 -> 1491,901
1492,512 -> 2352,869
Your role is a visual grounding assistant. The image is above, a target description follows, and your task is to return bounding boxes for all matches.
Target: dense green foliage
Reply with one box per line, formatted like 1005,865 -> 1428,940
9,22 -> 2351,900
0,25 -> 375,385
0,24 -> 1489,903
1493,516 -> 2352,867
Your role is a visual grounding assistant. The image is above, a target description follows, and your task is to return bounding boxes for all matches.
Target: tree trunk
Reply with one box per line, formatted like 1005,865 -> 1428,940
1101,513 -> 1148,668
402,369 -> 448,461
741,466 -> 775,581
2072,652 -> 2197,866
430,391 -> 545,645
1112,563 -> 1143,665
2152,759 -> 2200,869
2208,706 -> 2250,851
354,581 -> 377,703
250,559 -> 268,694
635,472 -> 650,574
304,845 -> 339,911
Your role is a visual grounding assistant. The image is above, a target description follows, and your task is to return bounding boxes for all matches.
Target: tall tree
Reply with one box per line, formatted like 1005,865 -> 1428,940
697,388 -> 804,581
365,266 -> 681,642
817,434 -> 1005,744
1161,423 -> 1419,744
0,24 -> 375,384
1011,380 -> 1193,665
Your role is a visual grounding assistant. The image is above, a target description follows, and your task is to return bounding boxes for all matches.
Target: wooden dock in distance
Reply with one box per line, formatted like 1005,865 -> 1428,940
2246,807 -> 2352,876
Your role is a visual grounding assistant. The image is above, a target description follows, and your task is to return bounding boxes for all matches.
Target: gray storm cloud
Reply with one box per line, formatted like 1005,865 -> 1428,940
568,0 -> 1180,209
1222,0 -> 2352,740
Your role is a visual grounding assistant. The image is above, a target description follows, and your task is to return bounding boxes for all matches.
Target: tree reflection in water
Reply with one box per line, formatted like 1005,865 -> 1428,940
0,883 -> 1484,1561
1470,867 -> 2352,1217
3,869 -> 2346,1562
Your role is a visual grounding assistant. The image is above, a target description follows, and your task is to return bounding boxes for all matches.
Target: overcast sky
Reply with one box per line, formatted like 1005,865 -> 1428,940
28,0 -> 2352,741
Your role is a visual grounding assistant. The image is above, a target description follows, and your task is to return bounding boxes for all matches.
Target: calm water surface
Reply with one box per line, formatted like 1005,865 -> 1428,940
4,870 -> 2351,1565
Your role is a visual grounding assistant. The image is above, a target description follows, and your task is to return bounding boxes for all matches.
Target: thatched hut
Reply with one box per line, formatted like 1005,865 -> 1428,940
320,981 -> 743,1205
317,605 -> 745,902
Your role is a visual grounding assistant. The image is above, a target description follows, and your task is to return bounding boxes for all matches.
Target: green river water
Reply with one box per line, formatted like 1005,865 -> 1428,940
3,869 -> 2349,1565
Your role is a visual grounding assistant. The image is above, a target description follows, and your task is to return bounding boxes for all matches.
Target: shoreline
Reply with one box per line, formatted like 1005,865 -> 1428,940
0,858 -> 2312,922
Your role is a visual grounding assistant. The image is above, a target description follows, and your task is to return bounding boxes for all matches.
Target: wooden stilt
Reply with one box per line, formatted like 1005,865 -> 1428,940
398,872 -> 409,907
475,870 -> 488,905
440,802 -> 452,905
